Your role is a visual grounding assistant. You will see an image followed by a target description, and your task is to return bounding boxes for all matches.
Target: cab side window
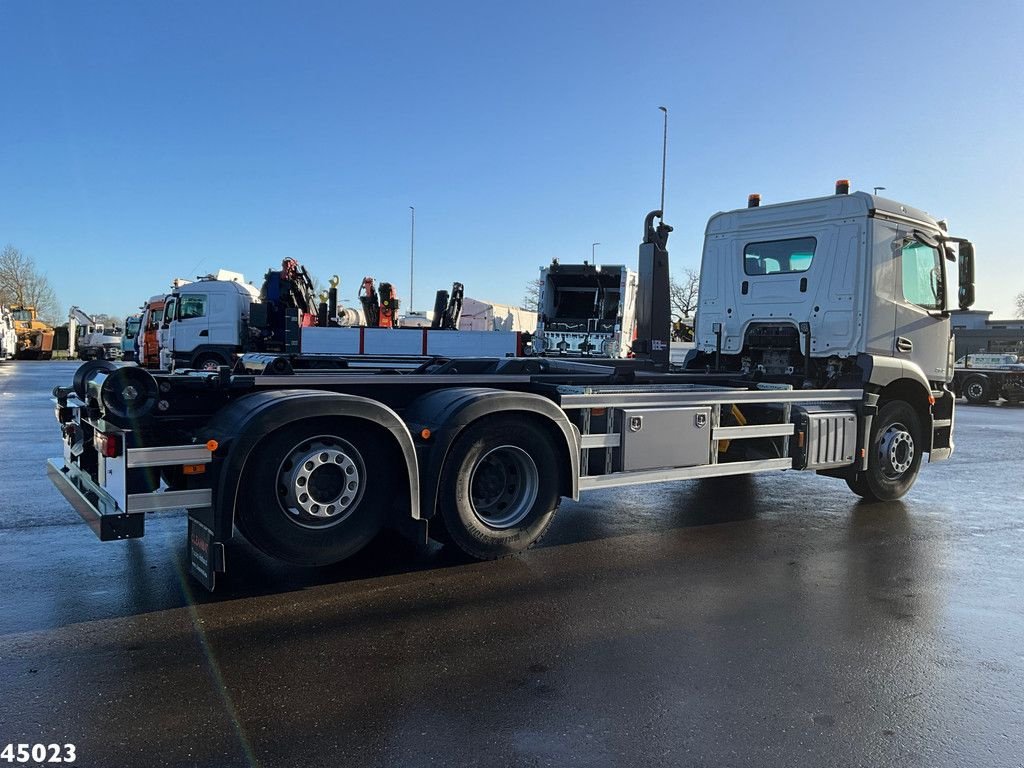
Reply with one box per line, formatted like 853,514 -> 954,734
900,241 -> 942,310
179,295 -> 208,320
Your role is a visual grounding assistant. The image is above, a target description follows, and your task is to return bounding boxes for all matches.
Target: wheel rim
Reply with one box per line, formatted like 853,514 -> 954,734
277,436 -> 365,529
200,358 -> 221,371
966,382 -> 983,400
468,445 -> 539,529
878,421 -> 914,480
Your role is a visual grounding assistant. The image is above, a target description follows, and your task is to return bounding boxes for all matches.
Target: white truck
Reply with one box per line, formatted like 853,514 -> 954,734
158,271 -> 262,371
160,267 -> 522,371
48,182 -> 975,591
532,261 -> 638,357
951,353 -> 1024,404
0,305 -> 18,360
67,307 -> 124,361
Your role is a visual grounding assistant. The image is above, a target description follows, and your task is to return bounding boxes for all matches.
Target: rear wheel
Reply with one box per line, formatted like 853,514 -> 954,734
236,419 -> 391,566
845,400 -> 923,502
438,417 -> 561,559
963,376 -> 990,404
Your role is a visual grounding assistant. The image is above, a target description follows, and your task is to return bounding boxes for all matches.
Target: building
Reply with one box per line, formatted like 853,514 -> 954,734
950,310 -> 1024,359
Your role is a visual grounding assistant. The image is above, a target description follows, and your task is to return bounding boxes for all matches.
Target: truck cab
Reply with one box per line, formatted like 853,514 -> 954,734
691,186 -> 973,385
160,272 -> 260,371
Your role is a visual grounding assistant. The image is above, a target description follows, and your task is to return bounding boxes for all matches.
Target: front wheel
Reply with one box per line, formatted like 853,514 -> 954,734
235,419 -> 392,566
845,400 -> 924,502
438,417 -> 561,559
963,377 -> 990,404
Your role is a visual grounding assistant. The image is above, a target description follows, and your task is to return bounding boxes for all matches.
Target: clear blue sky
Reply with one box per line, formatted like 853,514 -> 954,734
1,0 -> 1021,319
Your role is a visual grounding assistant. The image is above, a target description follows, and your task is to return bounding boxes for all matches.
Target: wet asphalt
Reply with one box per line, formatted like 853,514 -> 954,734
0,361 -> 1022,768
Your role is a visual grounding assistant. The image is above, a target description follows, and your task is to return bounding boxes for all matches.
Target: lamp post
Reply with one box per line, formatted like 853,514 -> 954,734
592,242 -> 600,262
658,106 -> 668,218
408,206 -> 415,312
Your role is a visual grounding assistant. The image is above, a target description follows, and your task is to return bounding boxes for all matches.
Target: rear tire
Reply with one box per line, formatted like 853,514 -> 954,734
845,400 -> 923,502
235,419 -> 391,566
963,376 -> 990,404
438,417 -> 561,559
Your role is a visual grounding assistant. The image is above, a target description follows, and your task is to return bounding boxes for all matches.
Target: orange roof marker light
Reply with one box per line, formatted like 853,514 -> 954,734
835,179 -> 850,195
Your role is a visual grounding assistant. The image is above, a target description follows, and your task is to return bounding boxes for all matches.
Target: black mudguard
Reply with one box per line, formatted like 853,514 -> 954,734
196,390 -> 420,541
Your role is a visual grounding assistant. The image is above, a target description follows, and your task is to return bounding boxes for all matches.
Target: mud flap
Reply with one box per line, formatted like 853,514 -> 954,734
188,515 -> 225,591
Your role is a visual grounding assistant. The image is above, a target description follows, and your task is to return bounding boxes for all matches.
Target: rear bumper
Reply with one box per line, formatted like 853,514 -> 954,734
47,454 -> 214,541
47,458 -> 144,540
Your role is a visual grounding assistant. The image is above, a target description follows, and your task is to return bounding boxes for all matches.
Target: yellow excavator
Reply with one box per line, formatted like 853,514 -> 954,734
10,305 -> 54,359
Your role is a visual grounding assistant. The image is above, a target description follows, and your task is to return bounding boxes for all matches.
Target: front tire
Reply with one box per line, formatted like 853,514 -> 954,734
192,351 -> 230,371
438,417 -> 561,559
963,376 -> 990,404
235,419 -> 391,566
845,400 -> 924,502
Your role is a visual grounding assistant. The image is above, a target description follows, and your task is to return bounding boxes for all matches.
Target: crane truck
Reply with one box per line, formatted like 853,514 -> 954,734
48,182 -> 975,591
67,307 -> 124,361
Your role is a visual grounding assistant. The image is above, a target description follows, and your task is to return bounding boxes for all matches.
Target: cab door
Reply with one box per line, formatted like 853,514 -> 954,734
168,293 -> 209,361
893,228 -> 950,382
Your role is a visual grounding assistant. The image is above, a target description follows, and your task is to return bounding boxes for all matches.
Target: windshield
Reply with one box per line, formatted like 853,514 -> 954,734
12,309 -> 32,321
125,318 -> 141,337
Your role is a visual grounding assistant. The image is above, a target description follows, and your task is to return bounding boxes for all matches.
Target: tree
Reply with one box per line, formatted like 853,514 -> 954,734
522,278 -> 544,312
0,245 -> 60,324
670,269 -> 700,320
1016,291 -> 1024,319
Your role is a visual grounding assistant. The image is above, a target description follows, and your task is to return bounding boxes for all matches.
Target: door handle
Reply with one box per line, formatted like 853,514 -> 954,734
199,330 -> 209,337
896,336 -> 913,353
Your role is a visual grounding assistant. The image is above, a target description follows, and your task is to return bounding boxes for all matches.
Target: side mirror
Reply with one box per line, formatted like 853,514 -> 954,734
958,241 -> 975,310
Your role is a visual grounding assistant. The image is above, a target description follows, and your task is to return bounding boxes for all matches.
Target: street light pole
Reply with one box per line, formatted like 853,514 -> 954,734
658,106 -> 668,218
592,242 -> 600,262
409,206 -> 415,312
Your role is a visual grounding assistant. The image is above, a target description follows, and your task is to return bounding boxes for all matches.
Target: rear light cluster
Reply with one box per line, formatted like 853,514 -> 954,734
93,432 -> 122,459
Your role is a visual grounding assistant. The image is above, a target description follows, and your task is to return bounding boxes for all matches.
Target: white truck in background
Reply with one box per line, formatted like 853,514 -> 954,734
158,271 -> 261,371
533,262 -> 638,357
0,305 -> 18,360
67,307 -> 124,361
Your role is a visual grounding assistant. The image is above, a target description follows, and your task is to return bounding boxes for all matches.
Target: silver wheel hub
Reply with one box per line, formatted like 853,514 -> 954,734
878,422 -> 914,479
966,382 -> 983,399
278,437 -> 364,528
469,445 -> 539,529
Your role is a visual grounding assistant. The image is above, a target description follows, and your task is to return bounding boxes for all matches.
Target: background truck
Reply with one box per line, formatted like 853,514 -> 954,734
0,305 -> 18,360
137,295 -> 166,369
121,314 -> 141,362
533,261 -> 637,357
67,306 -> 124,360
48,182 -> 975,591
951,354 -> 1024,404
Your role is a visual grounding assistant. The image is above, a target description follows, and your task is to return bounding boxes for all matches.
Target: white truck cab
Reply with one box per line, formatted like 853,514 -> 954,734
692,186 -> 972,394
160,271 -> 260,371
